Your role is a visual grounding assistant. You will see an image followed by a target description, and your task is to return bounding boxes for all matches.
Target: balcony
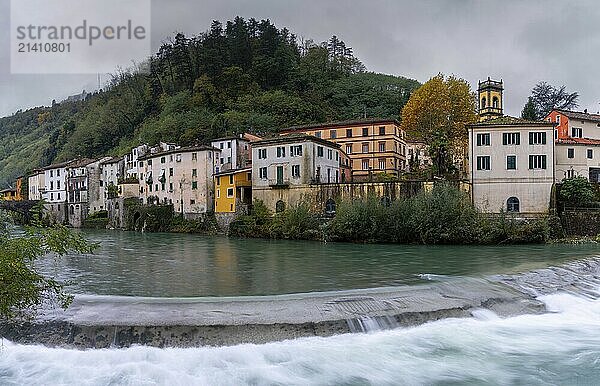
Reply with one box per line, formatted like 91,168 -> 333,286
268,178 -> 290,188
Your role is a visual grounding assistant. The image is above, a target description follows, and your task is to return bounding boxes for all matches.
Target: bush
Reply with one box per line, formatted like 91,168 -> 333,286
560,177 -> 597,206
169,215 -> 218,234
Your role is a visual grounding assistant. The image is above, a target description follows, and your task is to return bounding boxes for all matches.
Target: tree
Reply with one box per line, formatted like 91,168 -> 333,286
529,81 -> 579,118
401,74 -> 477,176
560,176 -> 597,206
521,97 -> 538,120
0,218 -> 95,320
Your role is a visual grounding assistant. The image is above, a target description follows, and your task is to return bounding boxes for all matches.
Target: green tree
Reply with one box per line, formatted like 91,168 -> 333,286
521,96 -> 538,120
560,176 -> 597,206
0,219 -> 95,320
529,81 -> 579,118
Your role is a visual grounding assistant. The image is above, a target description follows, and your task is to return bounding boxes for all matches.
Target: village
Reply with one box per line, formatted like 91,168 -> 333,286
1,78 -> 599,232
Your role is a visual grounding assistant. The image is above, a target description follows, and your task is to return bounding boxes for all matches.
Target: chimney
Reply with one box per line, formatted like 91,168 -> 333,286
584,109 -> 588,114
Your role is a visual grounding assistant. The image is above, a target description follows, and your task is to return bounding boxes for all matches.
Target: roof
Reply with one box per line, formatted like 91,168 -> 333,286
279,118 -> 401,133
99,156 -> 123,165
67,158 -> 97,168
556,137 -> 600,146
211,135 -> 250,142
40,159 -> 78,171
253,133 -> 341,148
469,116 -> 555,128
214,167 -> 252,177
0,188 -> 16,193
552,109 -> 600,124
138,144 -> 220,161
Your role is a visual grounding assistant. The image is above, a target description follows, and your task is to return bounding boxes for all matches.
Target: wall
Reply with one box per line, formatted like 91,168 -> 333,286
555,144 -> 600,181
561,209 -> 600,236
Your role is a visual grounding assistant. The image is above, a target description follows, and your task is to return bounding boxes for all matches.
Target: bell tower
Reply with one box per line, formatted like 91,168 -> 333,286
478,77 -> 504,121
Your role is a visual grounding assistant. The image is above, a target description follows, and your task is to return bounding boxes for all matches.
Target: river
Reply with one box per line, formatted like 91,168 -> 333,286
3,230 -> 600,385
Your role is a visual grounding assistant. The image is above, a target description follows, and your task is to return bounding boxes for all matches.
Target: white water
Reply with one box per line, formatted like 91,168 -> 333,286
2,293 -> 600,385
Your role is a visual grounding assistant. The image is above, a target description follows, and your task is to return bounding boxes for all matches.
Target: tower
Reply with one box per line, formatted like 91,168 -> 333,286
478,77 -> 504,122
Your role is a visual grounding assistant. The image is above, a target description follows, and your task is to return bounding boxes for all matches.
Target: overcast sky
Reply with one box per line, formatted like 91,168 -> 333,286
1,0 -> 599,118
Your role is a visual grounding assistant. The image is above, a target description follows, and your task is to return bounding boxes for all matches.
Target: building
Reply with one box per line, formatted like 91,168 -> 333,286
252,134 -> 341,212
41,160 -> 76,223
547,109 -> 600,141
214,167 -> 252,214
279,119 -> 407,181
478,78 -> 504,122
468,116 -> 555,214
138,145 -> 220,217
65,158 -> 109,227
14,176 -> 24,201
406,141 -> 431,171
210,133 -> 261,173
124,144 -> 149,180
0,188 -> 17,201
100,156 -> 124,201
555,138 -> 600,182
28,169 -> 45,201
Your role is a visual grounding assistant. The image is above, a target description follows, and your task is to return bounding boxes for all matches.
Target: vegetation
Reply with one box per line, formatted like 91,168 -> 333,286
169,215 -> 219,234
0,214 -> 95,320
0,17 -> 420,187
523,81 -> 579,120
82,210 -> 109,229
231,185 -> 552,245
559,177 -> 598,207
400,74 -> 477,177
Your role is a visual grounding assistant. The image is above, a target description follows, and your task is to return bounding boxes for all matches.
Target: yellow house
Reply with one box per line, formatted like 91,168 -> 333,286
0,188 -> 17,201
214,167 -> 252,213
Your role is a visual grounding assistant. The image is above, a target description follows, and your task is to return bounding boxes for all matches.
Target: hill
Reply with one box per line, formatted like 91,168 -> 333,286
0,17 -> 420,187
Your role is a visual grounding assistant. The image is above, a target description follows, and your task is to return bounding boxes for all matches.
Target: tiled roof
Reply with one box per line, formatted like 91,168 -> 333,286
469,116 -> 555,127
554,109 -> 600,123
254,133 -> 341,148
556,137 -> 600,146
138,144 -> 219,160
279,118 -> 400,133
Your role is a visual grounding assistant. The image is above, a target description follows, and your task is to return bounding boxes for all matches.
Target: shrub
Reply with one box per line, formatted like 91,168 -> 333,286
560,177 -> 597,206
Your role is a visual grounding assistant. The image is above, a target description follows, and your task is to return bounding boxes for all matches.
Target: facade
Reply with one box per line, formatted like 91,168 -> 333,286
28,169 -> 45,201
0,189 -> 17,201
468,117 -> 555,214
214,167 -> 252,213
66,158 -> 106,227
547,109 -> 600,141
138,145 -> 220,216
100,157 -> 125,202
124,144 -> 149,180
43,160 -> 74,203
478,78 -> 504,122
252,134 -> 341,211
210,133 -> 260,173
14,176 -> 24,201
406,141 -> 431,171
555,138 -> 600,182
279,119 -> 407,181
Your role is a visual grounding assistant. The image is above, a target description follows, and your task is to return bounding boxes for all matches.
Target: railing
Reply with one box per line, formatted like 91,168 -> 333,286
268,179 -> 290,188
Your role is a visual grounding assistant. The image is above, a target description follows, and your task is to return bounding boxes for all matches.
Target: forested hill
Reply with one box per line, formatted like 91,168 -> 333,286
0,17 -> 420,187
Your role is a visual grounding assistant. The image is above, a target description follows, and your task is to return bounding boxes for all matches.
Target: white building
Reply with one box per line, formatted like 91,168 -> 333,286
555,138 -> 600,182
138,145 -> 220,217
43,160 -> 74,204
125,142 -> 180,180
100,156 -> 125,200
27,169 -> 45,201
468,117 -> 556,214
210,134 -> 255,173
252,134 -> 341,212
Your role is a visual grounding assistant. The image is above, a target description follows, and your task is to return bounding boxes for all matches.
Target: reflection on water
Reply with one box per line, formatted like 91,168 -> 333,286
37,229 -> 600,297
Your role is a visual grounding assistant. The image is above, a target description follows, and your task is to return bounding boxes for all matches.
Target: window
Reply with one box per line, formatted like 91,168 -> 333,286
50,181 -> 54,190
566,169 -> 575,179
277,146 -> 286,157
379,159 -> 386,170
190,199 -> 195,205
161,183 -> 165,191
346,144 -> 352,154
57,169 -> 60,177
292,164 -> 301,178
502,133 -> 520,145
160,157 -> 165,164
492,96 -> 499,108
362,143 -> 369,153
192,153 -> 197,161
258,148 -> 267,159
220,158 -> 224,164
568,148 -> 574,159
362,127 -> 369,136
290,145 -> 302,156
588,149 -> 593,159
379,142 -> 386,152
476,156 -> 491,170
325,198 -> 336,214
556,115 -> 560,124
346,129 -> 353,138
327,149 -> 333,160
507,197 -> 520,213
169,183 -> 173,192
276,200 -> 285,213
216,177 -> 220,186
555,129 -> 558,139
227,156 -> 231,164
50,170 -> 53,177
227,142 -> 231,149
259,167 -> 267,179
50,193 -> 54,200
379,126 -> 385,135
362,159 -> 369,170
572,127 -> 583,138
191,181 -> 198,190
226,188 -> 234,198
330,130 -> 337,139
476,133 -> 491,146
481,97 -> 486,108
246,172 -> 251,181
506,155 -> 517,170
314,131 -> 322,138
229,175 -> 234,184
317,146 -> 324,157
529,155 -> 547,169
529,132 -> 547,145
219,143 -> 224,149
169,168 -> 173,177
148,159 -> 152,165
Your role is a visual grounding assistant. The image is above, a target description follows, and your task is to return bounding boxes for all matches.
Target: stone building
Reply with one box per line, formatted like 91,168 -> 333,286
468,116 -> 556,214
137,145 -> 220,217
28,169 -> 45,201
251,134 -> 341,212
210,133 -> 261,173
279,119 -> 407,181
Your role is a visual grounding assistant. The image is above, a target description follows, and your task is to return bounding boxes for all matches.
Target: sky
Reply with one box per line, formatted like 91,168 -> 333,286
1,0 -> 599,118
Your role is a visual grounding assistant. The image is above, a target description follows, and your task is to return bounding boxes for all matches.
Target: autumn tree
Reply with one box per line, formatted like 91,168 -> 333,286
401,74 -> 477,176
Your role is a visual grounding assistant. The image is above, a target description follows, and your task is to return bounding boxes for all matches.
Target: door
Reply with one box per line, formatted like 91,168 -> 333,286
590,168 -> 600,183
277,166 -> 284,185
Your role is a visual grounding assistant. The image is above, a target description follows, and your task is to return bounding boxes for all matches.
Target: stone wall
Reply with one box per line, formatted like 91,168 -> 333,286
561,209 -> 600,236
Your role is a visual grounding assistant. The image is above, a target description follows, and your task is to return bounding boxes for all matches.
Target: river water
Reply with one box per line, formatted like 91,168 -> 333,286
3,230 -> 600,384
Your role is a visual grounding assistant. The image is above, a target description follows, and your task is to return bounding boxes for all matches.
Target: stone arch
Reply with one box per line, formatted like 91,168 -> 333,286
507,197 -> 520,212
275,200 -> 285,213
325,198 -> 336,214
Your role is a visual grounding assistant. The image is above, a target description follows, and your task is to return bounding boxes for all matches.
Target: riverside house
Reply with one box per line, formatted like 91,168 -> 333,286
66,157 -> 110,227
28,169 -> 45,201
138,145 -> 220,217
279,119 -> 407,181
468,116 -> 556,214
252,134 -> 341,212
210,133 -> 261,173
214,167 -> 252,214
42,159 -> 76,223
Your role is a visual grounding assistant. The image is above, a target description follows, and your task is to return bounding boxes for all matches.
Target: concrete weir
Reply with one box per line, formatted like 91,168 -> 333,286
0,278 -> 545,348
